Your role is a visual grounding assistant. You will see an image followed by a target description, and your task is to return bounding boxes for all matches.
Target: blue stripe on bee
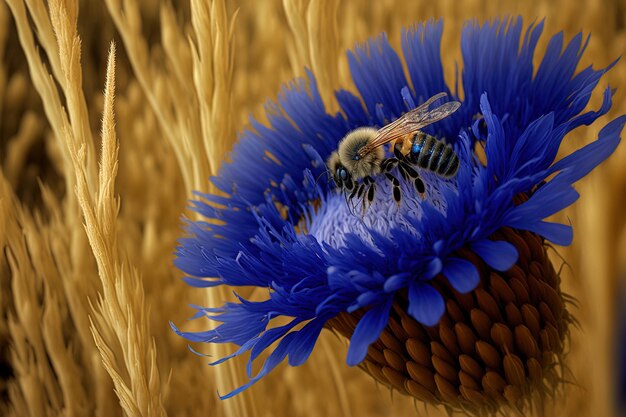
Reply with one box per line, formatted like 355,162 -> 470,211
411,140 -> 423,154
410,133 -> 426,165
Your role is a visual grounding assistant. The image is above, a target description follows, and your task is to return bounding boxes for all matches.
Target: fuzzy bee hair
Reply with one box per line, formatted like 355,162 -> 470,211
337,127 -> 384,180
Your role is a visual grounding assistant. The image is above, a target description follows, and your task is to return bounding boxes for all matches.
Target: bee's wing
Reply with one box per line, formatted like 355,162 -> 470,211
358,98 -> 461,158
376,92 -> 448,136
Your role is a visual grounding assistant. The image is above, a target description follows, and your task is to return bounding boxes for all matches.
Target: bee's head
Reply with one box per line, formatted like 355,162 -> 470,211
337,127 -> 384,180
326,151 -> 352,191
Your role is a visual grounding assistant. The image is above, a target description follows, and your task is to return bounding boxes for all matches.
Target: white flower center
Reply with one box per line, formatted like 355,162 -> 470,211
308,172 -> 455,249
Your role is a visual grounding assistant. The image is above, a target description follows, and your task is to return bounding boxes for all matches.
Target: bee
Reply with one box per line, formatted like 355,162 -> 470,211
327,92 -> 461,209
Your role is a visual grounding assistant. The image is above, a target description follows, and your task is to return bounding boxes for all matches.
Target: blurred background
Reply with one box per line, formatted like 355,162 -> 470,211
1,0 -> 625,416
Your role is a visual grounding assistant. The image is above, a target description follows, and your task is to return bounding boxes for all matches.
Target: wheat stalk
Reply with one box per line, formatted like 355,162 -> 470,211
3,1 -> 119,415
66,41 -> 166,417
104,1 -> 259,415
283,0 -> 340,111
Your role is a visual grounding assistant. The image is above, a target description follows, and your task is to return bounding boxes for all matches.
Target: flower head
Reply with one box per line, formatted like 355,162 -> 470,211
173,17 -> 624,408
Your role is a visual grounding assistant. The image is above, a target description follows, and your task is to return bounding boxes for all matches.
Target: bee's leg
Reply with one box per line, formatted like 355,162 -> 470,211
380,157 -> 398,173
362,194 -> 367,216
349,183 -> 364,214
362,176 -> 376,213
359,176 -> 370,214
393,143 -> 405,160
396,162 -> 409,181
341,174 -> 354,207
361,177 -> 370,214
384,173 -> 402,206
367,183 -> 376,205
395,148 -> 414,179
356,183 -> 366,199
347,187 -> 357,207
344,181 -> 363,216
344,176 -> 354,192
414,177 -> 426,197
399,161 -> 418,179
398,160 -> 427,197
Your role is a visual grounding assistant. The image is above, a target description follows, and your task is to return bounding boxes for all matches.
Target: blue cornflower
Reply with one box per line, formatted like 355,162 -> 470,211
173,17 -> 624,408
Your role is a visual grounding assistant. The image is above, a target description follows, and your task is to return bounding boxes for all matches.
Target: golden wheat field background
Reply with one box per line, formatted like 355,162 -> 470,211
2,0 -> 626,416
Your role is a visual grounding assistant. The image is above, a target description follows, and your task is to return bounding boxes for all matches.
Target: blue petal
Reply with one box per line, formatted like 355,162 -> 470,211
209,338 -> 257,366
505,178 -> 579,228
549,114 -> 626,183
471,239 -> 518,271
408,283 -> 445,327
346,298 -> 393,366
480,94 -> 508,183
219,332 -> 297,399
443,258 -> 480,293
383,272 -> 411,293
401,20 -> 450,101
288,319 -> 326,366
348,33 -> 409,121
335,89 -> 370,128
461,18 -> 534,125
424,257 -> 443,279
519,221 -> 573,246
247,319 -> 301,376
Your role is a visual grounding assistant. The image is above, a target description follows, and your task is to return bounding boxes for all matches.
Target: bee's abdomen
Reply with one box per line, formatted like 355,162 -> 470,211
436,145 -> 459,178
409,133 -> 459,178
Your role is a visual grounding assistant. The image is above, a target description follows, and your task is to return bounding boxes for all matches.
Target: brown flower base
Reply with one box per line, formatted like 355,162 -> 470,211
327,226 -> 571,415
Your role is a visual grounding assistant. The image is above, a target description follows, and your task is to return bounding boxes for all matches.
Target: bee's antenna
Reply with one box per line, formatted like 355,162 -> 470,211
361,195 -> 367,217
313,168 -> 330,191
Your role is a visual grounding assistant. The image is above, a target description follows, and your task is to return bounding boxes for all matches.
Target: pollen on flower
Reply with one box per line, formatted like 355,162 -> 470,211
307,173 -> 452,249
